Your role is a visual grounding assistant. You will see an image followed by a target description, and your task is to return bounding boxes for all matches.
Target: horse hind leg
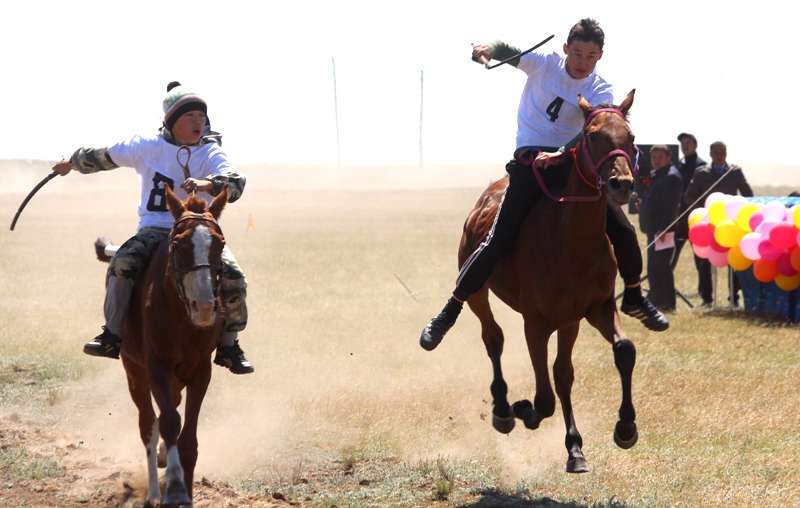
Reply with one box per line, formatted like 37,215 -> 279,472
553,324 -> 589,473
468,286 -> 514,434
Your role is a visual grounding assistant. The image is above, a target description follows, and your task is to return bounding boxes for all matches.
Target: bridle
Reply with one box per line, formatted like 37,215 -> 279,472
167,212 -> 225,315
531,107 -> 640,202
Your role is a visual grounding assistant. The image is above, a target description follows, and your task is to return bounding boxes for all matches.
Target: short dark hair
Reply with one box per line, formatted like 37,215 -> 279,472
710,141 -> 727,152
649,145 -> 671,157
567,18 -> 605,50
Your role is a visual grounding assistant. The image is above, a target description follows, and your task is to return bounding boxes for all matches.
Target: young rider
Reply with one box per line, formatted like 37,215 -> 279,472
52,82 -> 254,374
420,19 -> 669,351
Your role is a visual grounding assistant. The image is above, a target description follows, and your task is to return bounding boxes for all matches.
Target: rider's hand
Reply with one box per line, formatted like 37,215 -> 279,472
52,160 -> 72,176
181,178 -> 213,194
535,151 -> 560,169
472,44 -> 490,64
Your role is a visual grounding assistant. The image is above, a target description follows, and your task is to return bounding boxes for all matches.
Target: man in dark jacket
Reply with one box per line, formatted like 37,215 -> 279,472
683,141 -> 753,306
672,133 -> 706,269
639,145 -> 683,311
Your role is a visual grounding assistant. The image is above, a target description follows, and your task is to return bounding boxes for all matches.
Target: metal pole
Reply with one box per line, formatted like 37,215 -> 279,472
332,57 -> 341,169
419,70 -> 424,168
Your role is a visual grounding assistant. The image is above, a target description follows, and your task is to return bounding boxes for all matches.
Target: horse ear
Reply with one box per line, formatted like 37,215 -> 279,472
577,94 -> 593,115
207,184 -> 228,220
165,184 -> 185,220
618,89 -> 635,116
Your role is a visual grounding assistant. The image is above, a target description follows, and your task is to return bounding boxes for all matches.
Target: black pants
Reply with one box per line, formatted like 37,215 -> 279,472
453,153 -> 642,301
646,234 -> 676,310
695,255 -> 740,304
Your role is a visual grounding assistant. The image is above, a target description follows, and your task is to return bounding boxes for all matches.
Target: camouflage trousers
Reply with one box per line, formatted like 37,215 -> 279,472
107,227 -> 248,336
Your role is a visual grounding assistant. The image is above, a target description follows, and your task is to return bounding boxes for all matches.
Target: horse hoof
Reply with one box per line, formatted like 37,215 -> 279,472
492,414 -> 516,434
566,456 -> 590,473
162,480 -> 191,507
613,422 -> 639,449
511,400 -> 539,430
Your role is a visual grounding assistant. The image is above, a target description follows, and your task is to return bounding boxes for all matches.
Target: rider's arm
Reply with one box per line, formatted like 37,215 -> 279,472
203,146 -> 246,203
68,147 -> 120,174
485,40 -> 523,67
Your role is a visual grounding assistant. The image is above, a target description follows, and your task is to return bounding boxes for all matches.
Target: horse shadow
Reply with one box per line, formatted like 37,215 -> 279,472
458,490 -> 631,507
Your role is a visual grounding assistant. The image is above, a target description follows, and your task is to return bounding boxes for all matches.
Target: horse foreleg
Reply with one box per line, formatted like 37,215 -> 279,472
467,287 -> 514,434
147,356 -> 191,507
554,324 -> 588,473
585,302 -> 638,450
122,357 -> 161,506
513,320 -> 555,432
177,361 -> 212,501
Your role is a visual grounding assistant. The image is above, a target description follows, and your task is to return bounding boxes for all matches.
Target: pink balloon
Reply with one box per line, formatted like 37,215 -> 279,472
770,222 -> 800,250
692,242 -> 709,259
739,232 -> 763,260
688,222 -> 714,248
708,246 -> 730,267
758,237 -> 783,261
776,252 -> 798,276
762,200 -> 788,220
724,196 -> 748,221
756,217 -> 780,236
749,211 -> 764,231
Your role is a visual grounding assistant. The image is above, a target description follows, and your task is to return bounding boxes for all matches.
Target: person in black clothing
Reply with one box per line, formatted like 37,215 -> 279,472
672,133 -> 707,270
684,141 -> 753,306
639,145 -> 683,311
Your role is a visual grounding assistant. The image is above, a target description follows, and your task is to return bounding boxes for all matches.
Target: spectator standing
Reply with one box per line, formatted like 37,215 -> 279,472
683,141 -> 753,306
672,133 -> 707,269
639,145 -> 683,311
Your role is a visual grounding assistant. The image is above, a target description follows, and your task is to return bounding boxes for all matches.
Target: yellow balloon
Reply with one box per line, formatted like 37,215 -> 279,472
727,245 -> 753,271
688,208 -> 707,229
775,273 -> 800,291
714,219 -> 746,248
708,199 -> 728,226
736,203 -> 761,232
793,204 -> 800,229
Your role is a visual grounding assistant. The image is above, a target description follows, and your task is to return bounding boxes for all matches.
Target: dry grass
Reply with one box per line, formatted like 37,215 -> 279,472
0,164 -> 798,507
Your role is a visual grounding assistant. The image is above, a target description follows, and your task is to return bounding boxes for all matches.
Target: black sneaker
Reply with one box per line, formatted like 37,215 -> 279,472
419,312 -> 456,351
83,327 -> 121,359
214,341 -> 254,374
620,297 -> 669,332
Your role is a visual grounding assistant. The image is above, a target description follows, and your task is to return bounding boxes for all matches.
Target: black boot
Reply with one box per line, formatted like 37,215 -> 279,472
214,340 -> 255,374
83,327 -> 121,359
419,297 -> 463,351
620,287 -> 669,332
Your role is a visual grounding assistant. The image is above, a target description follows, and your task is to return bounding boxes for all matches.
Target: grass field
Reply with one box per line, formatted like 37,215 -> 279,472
0,162 -> 798,507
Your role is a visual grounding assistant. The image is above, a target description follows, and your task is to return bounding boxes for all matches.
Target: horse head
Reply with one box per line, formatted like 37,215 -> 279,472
165,184 -> 228,328
577,89 -> 637,206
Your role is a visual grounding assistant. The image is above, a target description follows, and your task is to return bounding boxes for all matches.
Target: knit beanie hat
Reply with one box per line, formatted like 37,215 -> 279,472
162,81 -> 207,130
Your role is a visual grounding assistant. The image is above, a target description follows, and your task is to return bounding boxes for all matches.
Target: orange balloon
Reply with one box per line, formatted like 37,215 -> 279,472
775,273 -> 800,291
753,258 -> 779,283
728,245 -> 753,271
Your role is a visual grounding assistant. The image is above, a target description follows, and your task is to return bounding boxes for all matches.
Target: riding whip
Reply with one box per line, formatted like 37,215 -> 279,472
474,34 -> 555,70
9,171 -> 58,231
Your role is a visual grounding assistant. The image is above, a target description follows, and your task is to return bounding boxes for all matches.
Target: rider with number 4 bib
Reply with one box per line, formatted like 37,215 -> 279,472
420,19 -> 669,352
52,82 -> 254,374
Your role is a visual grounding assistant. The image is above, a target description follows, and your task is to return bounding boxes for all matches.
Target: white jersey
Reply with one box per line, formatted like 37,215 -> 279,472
515,51 -> 613,149
107,133 -> 235,231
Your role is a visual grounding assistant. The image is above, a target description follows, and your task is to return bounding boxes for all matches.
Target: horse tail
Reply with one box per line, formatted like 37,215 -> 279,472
94,236 -> 116,263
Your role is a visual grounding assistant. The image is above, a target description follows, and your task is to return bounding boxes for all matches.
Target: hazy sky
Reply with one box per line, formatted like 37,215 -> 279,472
1,1 -> 794,166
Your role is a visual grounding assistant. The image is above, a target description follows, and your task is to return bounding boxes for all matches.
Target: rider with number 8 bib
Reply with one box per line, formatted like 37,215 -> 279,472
52,82 -> 254,374
420,19 -> 669,352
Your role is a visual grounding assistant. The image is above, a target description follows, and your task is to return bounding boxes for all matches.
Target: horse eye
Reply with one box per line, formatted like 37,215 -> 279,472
588,133 -> 597,143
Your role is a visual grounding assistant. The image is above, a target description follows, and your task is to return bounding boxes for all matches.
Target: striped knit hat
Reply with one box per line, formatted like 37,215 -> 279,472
162,81 -> 207,130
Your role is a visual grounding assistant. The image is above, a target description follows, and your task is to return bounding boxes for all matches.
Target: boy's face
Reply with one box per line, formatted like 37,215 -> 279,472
650,150 -> 671,170
680,138 -> 697,157
172,110 -> 207,145
563,40 -> 603,79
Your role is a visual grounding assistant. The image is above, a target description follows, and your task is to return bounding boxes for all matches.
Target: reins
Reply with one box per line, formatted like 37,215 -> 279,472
530,107 -> 640,202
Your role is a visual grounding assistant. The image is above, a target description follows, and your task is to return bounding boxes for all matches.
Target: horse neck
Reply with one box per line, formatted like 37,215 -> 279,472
563,146 -> 609,228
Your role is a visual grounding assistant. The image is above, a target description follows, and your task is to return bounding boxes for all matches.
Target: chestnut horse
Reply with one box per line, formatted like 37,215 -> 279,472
460,90 -> 638,473
97,185 -> 228,506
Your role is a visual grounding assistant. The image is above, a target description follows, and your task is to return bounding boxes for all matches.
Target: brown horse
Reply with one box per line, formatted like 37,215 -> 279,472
460,90 -> 638,473
97,185 -> 228,506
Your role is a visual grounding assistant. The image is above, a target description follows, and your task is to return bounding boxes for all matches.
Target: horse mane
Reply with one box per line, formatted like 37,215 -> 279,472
184,194 -> 209,214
